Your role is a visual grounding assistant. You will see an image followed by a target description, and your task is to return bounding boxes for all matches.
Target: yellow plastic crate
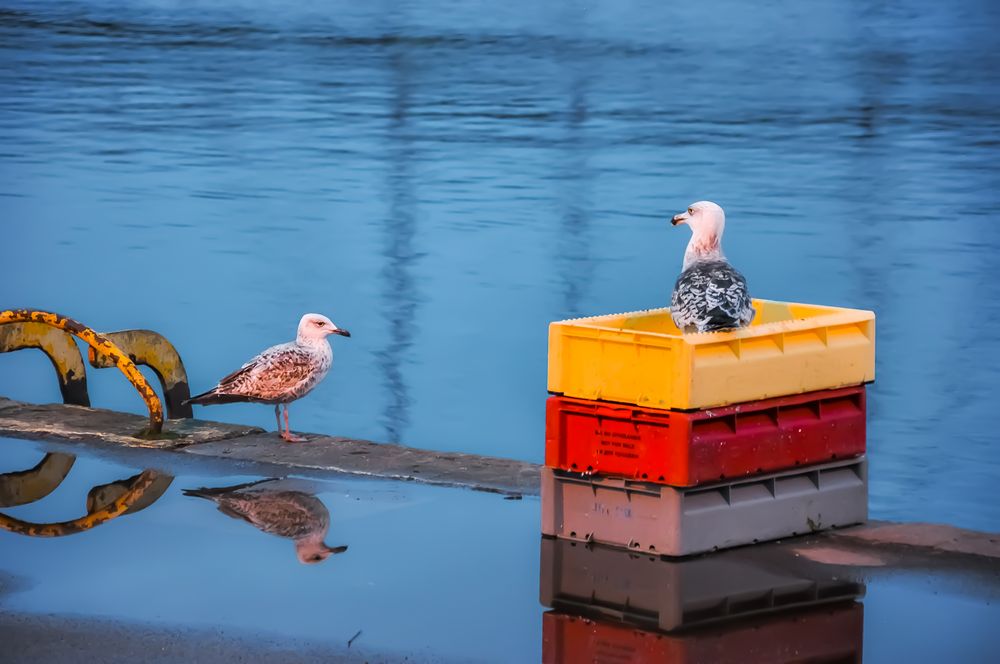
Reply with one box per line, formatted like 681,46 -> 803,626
547,299 -> 875,410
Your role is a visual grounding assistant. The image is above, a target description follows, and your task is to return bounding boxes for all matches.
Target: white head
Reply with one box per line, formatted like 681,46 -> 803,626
671,201 -> 727,268
294,538 -> 349,565
296,313 -> 350,343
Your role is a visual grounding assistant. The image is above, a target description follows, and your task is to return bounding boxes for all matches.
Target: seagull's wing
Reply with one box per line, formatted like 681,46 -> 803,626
215,500 -> 258,526
187,343 -> 320,405
241,345 -> 319,397
241,491 -> 328,539
672,260 -> 754,333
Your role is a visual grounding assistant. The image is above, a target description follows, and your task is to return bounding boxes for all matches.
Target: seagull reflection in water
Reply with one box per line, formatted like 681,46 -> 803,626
184,479 -> 347,564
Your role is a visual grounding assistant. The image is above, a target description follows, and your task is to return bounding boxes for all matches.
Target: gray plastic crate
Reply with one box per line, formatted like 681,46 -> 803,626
539,537 -> 864,632
541,457 -> 867,556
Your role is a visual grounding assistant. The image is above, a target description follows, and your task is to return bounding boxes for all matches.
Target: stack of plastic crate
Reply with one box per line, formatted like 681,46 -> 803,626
541,299 -> 875,556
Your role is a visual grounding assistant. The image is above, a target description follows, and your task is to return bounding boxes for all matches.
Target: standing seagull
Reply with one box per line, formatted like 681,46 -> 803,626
185,313 -> 350,442
669,201 -> 755,333
183,480 -> 348,564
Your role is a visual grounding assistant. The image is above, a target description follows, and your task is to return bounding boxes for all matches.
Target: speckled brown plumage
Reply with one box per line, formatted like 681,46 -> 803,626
184,479 -> 348,564
184,313 -> 350,442
188,342 -> 332,405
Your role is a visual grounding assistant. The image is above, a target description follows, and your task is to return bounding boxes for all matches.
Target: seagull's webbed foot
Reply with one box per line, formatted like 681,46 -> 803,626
281,431 -> 308,443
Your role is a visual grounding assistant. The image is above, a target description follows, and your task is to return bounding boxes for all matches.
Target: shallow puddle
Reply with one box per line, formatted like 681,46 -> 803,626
1,437 -> 997,662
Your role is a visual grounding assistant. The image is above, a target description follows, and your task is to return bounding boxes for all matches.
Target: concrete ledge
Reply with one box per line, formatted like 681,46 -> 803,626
0,398 -> 540,495
0,398 -> 261,449
184,433 -> 541,495
1,396 -> 998,560
829,521 -> 1000,560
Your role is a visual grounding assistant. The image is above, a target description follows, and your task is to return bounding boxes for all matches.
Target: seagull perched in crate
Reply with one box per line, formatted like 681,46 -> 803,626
185,313 -> 350,442
183,479 -> 347,564
669,201 -> 754,333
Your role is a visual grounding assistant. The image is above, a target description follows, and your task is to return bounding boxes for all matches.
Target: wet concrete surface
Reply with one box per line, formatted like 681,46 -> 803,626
0,398 -> 539,495
0,398 -> 262,449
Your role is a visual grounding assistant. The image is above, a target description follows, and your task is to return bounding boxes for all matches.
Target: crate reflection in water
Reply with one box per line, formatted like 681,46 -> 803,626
540,537 -> 864,663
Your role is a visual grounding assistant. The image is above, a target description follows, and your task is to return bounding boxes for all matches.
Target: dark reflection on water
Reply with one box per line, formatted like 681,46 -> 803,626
539,537 -> 868,663
376,34 -> 419,444
0,450 -> 172,537
1,0 -> 999,531
184,479 -> 348,565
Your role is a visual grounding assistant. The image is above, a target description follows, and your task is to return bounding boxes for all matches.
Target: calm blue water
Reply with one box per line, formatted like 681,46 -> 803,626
2,0 -> 999,531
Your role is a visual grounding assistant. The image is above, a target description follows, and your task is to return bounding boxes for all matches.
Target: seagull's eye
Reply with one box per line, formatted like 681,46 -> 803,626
688,208 -> 694,214
315,321 -> 325,327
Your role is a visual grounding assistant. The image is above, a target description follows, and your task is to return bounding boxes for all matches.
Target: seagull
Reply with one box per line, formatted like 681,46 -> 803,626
669,201 -> 755,333
183,479 -> 348,564
185,313 -> 350,442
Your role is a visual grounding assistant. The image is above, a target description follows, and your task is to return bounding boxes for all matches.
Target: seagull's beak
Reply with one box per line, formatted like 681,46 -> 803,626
331,328 -> 351,338
671,211 -> 689,226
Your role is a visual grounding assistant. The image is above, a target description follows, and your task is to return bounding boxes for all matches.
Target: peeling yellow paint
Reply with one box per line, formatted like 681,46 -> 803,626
0,322 -> 89,405
0,309 -> 164,433
88,329 -> 192,419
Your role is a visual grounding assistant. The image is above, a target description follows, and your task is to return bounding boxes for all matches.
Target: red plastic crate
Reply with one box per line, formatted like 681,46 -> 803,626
542,603 -> 863,664
545,386 -> 866,486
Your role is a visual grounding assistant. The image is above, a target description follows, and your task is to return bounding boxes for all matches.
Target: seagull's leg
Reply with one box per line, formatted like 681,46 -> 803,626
274,404 -> 283,436
281,403 -> 307,443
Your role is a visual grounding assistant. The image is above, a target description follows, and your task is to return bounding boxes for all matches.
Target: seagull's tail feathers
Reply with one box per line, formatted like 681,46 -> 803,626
183,477 -> 280,499
182,487 -> 220,500
183,389 -> 251,406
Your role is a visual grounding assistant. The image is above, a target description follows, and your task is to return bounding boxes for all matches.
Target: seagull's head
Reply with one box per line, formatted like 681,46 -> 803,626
298,313 -> 351,342
295,540 -> 349,565
671,201 -> 726,239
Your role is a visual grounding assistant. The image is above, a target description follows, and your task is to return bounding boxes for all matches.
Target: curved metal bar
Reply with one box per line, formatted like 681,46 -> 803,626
86,471 -> 174,516
88,330 -> 193,419
0,309 -> 163,434
0,322 -> 90,406
0,470 -> 160,537
0,452 -> 76,508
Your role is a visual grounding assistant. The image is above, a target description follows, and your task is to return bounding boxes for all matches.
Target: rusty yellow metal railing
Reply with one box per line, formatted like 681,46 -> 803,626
87,329 -> 193,419
0,309 -> 164,434
0,322 -> 90,406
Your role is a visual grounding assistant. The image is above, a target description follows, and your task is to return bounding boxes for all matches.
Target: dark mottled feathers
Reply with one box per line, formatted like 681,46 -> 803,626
183,483 -> 330,540
185,342 -> 331,406
671,260 -> 755,333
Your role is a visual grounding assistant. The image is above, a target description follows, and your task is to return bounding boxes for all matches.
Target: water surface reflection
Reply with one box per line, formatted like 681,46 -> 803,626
0,451 -> 171,537
1,440 -> 999,661
185,478 -> 347,565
